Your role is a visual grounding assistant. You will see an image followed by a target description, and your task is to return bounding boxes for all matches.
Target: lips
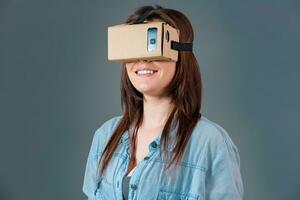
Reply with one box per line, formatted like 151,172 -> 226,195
136,71 -> 158,77
134,67 -> 158,73
135,70 -> 158,75
134,68 -> 158,77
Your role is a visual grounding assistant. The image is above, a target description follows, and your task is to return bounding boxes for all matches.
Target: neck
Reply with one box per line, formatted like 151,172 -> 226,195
142,95 -> 175,129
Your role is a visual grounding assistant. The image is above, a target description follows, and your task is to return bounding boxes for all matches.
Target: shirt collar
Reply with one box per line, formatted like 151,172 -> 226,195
120,117 -> 178,152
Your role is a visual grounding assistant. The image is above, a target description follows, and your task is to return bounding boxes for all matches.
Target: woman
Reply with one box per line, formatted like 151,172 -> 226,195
83,5 -> 244,200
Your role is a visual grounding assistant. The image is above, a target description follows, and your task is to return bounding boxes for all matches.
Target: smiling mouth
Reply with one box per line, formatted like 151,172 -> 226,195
135,70 -> 158,76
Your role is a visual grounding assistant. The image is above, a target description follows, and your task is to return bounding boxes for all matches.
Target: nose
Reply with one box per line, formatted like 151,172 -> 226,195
138,59 -> 147,63
138,59 -> 153,65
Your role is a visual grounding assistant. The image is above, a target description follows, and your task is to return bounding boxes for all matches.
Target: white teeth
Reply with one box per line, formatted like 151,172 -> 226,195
136,70 -> 156,75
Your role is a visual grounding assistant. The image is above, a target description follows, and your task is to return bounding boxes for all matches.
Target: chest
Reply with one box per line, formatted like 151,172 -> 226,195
136,128 -> 159,158
128,128 -> 162,176
95,135 -> 206,200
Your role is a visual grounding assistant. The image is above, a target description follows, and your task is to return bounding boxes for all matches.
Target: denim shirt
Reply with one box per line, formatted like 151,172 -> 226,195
82,115 -> 244,200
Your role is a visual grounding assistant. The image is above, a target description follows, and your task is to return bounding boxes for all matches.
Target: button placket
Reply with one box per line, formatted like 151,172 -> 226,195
130,184 -> 138,190
149,140 -> 160,154
151,141 -> 158,148
144,156 -> 150,160
127,143 -> 155,200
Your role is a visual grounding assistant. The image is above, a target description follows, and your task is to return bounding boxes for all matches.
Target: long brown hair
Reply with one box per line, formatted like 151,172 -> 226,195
99,5 -> 203,176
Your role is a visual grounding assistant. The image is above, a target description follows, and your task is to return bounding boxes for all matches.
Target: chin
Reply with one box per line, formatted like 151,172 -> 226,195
139,88 -> 163,97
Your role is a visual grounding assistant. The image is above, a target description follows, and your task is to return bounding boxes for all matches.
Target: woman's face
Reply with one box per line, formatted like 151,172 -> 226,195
125,60 -> 176,97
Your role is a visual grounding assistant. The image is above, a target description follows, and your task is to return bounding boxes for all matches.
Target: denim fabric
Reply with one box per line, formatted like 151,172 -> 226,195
82,115 -> 244,200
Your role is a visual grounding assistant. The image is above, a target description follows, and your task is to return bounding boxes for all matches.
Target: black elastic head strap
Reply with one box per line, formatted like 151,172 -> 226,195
131,9 -> 154,24
131,5 -> 163,24
130,7 -> 193,52
171,41 -> 193,51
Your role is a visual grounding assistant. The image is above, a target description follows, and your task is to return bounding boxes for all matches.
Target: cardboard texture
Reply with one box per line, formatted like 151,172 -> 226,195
108,21 -> 179,62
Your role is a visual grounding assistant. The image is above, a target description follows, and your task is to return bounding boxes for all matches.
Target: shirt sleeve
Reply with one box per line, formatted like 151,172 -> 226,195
82,127 -> 102,200
205,133 -> 244,200
82,116 -> 122,199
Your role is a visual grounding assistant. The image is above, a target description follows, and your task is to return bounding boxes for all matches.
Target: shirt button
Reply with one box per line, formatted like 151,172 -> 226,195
131,184 -> 138,190
151,141 -> 157,148
144,156 -> 150,160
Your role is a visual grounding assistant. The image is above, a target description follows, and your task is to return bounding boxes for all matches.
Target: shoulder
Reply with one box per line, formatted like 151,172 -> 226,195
192,115 -> 231,143
94,115 -> 123,138
90,115 -> 123,155
191,115 -> 241,165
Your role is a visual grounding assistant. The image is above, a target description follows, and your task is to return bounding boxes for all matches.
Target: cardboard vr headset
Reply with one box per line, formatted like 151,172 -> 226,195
107,21 -> 193,62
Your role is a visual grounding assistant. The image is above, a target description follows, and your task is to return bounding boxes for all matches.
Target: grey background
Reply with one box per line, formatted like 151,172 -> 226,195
0,0 -> 299,200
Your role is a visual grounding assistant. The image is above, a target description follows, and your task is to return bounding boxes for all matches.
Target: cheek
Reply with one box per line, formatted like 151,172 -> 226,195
160,64 -> 176,83
125,64 -> 133,76
125,63 -> 130,72
125,63 -> 138,84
